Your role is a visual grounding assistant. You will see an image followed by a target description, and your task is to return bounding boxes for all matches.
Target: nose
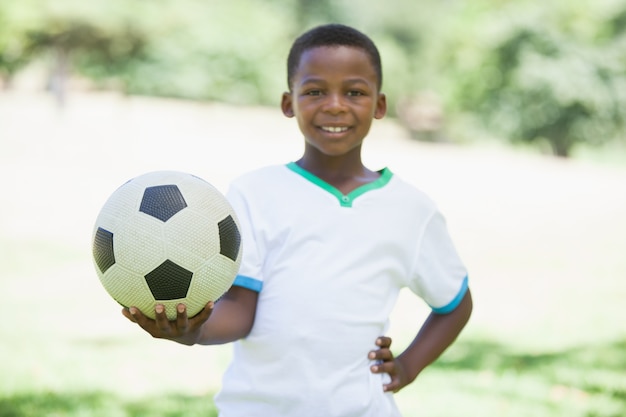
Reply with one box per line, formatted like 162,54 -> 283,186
322,93 -> 347,114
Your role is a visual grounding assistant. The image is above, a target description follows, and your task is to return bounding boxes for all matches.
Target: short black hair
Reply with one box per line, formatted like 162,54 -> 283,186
286,23 -> 383,91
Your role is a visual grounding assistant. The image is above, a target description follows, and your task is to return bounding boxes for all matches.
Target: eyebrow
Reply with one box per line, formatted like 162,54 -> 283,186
299,77 -> 372,86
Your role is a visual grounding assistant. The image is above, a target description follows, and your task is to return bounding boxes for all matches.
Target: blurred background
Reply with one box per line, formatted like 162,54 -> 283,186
2,0 -> 626,158
1,0 -> 625,416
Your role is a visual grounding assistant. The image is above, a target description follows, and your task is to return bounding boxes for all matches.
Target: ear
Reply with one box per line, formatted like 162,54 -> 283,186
374,93 -> 387,120
281,92 -> 295,118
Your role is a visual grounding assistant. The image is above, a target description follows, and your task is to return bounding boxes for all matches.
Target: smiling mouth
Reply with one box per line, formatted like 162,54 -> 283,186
321,126 -> 349,133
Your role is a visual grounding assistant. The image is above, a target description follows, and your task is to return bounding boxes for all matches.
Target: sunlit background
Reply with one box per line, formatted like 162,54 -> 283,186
1,1 -> 625,416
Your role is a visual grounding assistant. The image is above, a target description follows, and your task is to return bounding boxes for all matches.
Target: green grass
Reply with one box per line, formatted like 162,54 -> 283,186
394,338 -> 626,417
0,392 -> 217,417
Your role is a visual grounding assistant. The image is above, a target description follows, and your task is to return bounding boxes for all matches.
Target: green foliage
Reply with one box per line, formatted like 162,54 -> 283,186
119,2 -> 290,104
439,0 -> 626,156
1,0 -> 626,154
27,19 -> 147,80
0,0 -> 149,92
0,4 -> 35,82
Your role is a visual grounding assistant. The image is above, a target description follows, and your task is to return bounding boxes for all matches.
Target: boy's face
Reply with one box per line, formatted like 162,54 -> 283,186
281,46 -> 386,158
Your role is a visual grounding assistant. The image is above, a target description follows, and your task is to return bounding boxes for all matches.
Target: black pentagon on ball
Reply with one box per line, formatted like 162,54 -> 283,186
93,227 -> 115,274
145,259 -> 193,300
140,184 -> 187,222
218,215 -> 241,262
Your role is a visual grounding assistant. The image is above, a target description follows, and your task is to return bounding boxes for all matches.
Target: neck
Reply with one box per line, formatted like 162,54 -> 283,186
297,152 -> 363,178
296,151 -> 379,194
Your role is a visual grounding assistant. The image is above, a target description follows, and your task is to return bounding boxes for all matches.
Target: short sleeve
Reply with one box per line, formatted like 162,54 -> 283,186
409,211 -> 468,313
226,183 -> 263,293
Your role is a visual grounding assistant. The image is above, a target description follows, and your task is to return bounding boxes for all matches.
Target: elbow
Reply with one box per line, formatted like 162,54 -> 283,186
238,312 -> 257,339
455,288 -> 473,327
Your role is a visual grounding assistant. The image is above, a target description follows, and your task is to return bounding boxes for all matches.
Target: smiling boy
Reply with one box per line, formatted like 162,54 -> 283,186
124,24 -> 472,417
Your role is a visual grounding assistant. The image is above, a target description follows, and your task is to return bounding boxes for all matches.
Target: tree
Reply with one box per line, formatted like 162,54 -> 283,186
0,6 -> 36,87
26,19 -> 146,105
439,1 -> 626,157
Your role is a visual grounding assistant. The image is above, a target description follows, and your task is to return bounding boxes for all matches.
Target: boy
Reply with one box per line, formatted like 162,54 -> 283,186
124,23 -> 472,416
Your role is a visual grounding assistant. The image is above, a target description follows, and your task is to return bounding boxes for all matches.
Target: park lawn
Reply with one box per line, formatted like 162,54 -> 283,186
1,91 -> 625,416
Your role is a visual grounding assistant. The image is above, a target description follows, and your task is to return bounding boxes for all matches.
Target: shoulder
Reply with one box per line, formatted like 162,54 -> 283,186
229,165 -> 290,189
227,165 -> 295,208
387,171 -> 438,212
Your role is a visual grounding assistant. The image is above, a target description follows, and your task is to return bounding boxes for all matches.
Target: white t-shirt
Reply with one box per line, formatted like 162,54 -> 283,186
216,163 -> 468,417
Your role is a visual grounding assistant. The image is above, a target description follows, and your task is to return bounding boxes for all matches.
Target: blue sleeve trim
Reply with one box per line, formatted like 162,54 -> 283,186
430,275 -> 469,314
233,275 -> 263,293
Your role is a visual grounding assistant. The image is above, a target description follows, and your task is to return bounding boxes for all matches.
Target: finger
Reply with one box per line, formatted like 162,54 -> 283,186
371,360 -> 397,376
369,348 -> 394,361
188,301 -> 214,325
125,306 -> 167,339
176,303 -> 189,332
383,376 -> 401,393
128,306 -> 149,326
376,336 -> 392,348
122,307 -> 136,322
154,304 -> 171,334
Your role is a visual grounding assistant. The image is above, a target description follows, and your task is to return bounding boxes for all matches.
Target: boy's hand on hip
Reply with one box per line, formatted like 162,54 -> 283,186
368,336 -> 410,393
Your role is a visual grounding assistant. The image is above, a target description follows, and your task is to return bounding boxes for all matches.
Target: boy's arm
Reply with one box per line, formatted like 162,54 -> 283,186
371,288 -> 473,392
195,285 -> 258,345
122,285 -> 258,346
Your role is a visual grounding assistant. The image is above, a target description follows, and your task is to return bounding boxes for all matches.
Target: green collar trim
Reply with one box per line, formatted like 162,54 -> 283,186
286,162 -> 393,207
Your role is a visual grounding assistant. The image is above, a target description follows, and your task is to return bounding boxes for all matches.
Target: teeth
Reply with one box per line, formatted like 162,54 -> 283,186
322,126 -> 348,133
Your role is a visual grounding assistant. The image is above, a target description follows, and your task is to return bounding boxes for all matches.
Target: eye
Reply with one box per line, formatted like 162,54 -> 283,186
305,89 -> 322,96
347,90 -> 365,97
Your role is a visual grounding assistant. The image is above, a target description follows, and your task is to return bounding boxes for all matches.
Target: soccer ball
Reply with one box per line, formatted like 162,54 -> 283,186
92,171 -> 242,320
